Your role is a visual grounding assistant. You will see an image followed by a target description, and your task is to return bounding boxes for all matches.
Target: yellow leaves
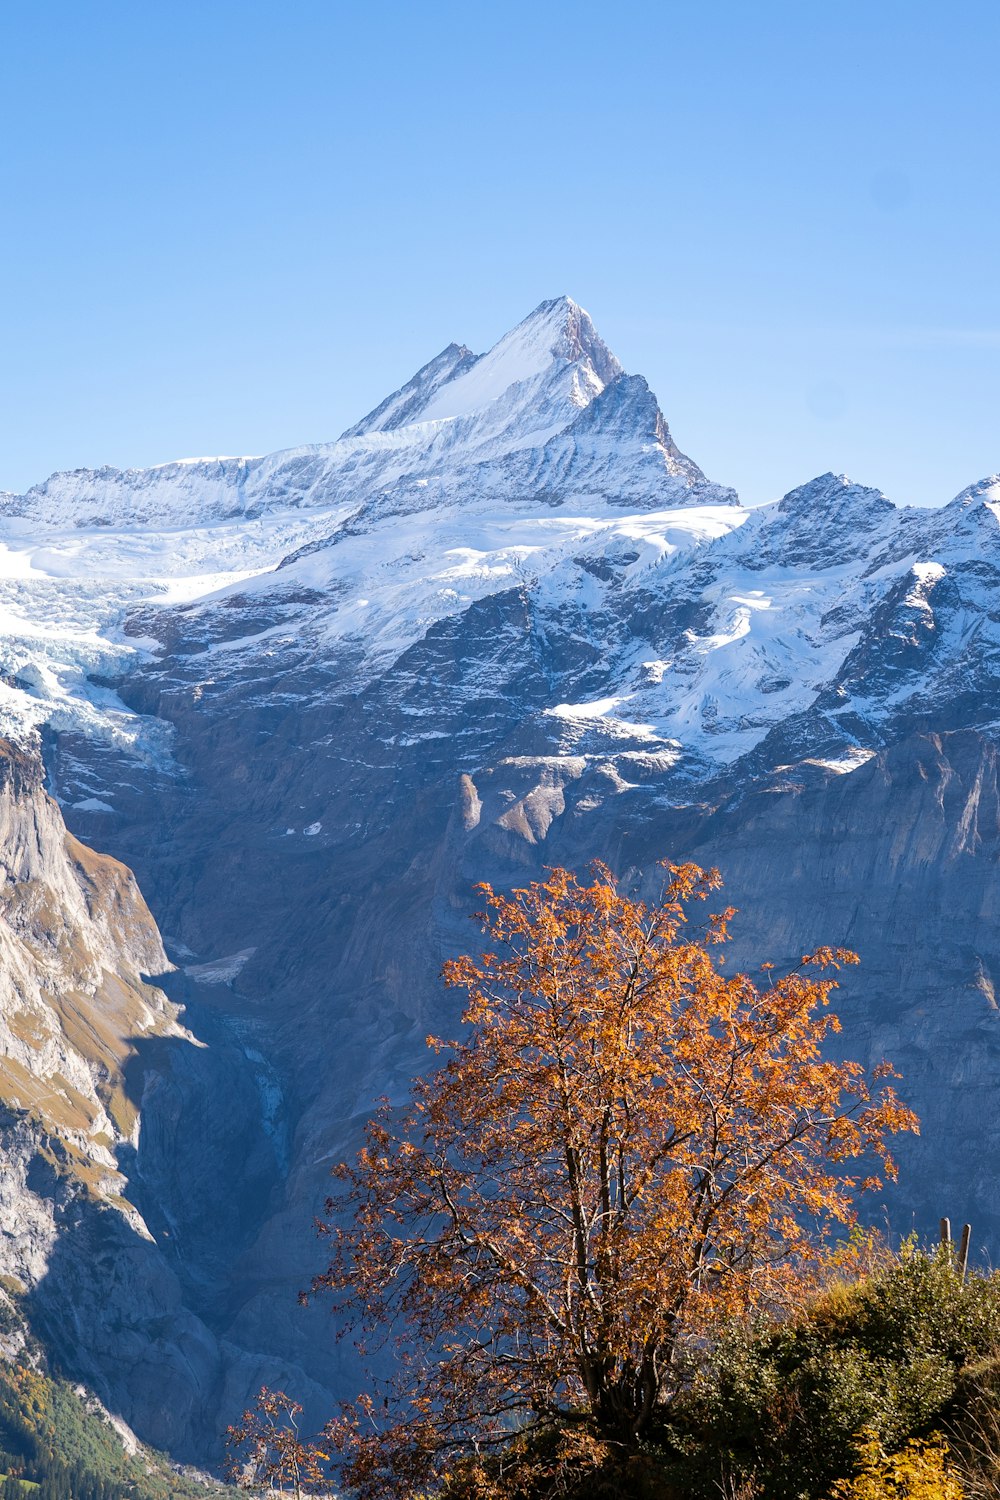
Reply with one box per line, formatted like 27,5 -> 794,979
802,945 -> 862,971
830,1431 -> 964,1500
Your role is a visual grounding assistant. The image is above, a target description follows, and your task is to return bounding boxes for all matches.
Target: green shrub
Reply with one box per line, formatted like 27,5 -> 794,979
425,1250 -> 1000,1500
659,1249 -> 1000,1500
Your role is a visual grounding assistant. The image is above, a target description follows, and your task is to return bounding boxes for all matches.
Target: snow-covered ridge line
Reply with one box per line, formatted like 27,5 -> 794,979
0,295 -> 736,760
0,292 -> 996,804
1,296 -> 732,530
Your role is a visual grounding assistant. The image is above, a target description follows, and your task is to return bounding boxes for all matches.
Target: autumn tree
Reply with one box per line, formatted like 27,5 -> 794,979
225,1388 -> 327,1498
312,862 -> 917,1498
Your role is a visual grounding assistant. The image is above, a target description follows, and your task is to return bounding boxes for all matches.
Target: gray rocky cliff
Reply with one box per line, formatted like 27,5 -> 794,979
0,740 -> 331,1459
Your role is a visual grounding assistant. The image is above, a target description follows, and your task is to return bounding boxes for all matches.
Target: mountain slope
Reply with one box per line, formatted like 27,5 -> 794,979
0,297 -> 997,1463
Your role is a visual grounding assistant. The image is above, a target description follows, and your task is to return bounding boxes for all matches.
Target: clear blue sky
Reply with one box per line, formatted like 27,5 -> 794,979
1,1 -> 997,507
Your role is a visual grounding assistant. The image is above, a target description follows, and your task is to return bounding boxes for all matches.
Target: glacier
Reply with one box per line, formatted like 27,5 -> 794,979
1,296 -> 998,802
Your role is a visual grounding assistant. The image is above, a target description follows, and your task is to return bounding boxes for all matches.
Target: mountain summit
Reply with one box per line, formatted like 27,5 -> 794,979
0,297 -> 736,533
345,296 -> 624,436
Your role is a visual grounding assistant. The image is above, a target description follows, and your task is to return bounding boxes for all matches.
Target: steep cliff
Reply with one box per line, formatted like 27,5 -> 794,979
0,741 -> 329,1456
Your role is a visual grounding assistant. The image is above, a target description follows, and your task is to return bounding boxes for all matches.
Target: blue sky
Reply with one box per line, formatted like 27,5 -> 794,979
1,1 -> 997,506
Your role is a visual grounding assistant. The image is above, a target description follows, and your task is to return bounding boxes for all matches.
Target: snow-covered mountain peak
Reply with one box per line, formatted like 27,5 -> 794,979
721,472 -> 896,573
943,474 -> 1000,514
776,471 -> 895,520
1,296 -> 728,537
387,294 -> 622,429
0,294 -> 744,756
341,342 -> 479,438
344,295 -> 622,441
526,295 -> 624,384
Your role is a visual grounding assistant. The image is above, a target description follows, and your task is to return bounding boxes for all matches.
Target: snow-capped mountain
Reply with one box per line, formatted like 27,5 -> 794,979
0,296 -> 733,764
0,296 -> 999,1462
0,296 -> 731,531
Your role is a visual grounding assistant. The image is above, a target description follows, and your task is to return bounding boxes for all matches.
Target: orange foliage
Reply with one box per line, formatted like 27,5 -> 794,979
225,1387 -> 328,1497
312,862 -> 918,1498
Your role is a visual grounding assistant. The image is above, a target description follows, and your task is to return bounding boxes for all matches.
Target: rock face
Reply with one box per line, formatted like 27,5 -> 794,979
0,296 -> 998,1460
0,742 -> 330,1454
0,738 -> 175,1218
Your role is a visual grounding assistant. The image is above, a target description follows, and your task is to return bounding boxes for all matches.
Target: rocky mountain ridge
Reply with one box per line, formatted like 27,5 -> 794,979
0,297 -> 997,1462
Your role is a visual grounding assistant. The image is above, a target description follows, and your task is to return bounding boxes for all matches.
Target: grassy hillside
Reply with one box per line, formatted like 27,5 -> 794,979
0,1360 -> 226,1500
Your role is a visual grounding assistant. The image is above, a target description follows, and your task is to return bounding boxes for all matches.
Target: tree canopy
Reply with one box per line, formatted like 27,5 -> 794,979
311,862 -> 918,1498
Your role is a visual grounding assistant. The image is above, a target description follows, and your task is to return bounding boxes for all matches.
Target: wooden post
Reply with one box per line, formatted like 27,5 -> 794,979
958,1223 -> 972,1282
940,1217 -> 952,1249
